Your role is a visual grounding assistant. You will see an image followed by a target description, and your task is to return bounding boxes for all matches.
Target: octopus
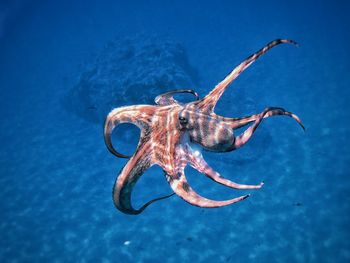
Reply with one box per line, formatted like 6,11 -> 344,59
104,39 -> 305,215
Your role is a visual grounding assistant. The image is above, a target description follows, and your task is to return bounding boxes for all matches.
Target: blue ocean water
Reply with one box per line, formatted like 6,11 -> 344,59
0,0 -> 349,262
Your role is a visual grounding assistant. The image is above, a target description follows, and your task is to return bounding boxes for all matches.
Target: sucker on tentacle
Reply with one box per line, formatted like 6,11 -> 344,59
104,39 -> 305,215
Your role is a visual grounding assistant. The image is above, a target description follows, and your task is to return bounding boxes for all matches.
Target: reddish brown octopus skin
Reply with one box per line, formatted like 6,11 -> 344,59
104,39 -> 305,215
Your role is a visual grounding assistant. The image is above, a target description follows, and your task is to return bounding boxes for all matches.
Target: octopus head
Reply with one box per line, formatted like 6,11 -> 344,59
177,109 -> 235,152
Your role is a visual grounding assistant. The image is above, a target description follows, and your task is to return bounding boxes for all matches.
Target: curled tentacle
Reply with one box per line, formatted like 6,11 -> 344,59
104,105 -> 155,158
227,107 -> 304,151
113,140 -> 174,215
155,89 -> 199,105
221,108 -> 305,130
195,39 -> 298,113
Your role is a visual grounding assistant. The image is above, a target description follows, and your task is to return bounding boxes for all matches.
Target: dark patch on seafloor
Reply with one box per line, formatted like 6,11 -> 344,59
63,34 -> 199,124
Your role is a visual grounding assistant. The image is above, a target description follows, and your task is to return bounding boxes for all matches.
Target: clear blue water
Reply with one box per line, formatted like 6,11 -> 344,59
0,1 -> 349,262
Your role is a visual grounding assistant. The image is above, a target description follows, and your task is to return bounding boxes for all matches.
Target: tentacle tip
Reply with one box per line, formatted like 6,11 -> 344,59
243,194 -> 250,200
283,39 -> 299,47
291,40 -> 299,47
297,122 -> 306,132
254,181 -> 264,189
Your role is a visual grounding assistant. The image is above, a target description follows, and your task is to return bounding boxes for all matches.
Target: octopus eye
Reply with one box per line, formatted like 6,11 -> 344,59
179,116 -> 188,125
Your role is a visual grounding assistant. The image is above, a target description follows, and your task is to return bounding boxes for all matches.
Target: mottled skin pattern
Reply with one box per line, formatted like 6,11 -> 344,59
104,39 -> 305,215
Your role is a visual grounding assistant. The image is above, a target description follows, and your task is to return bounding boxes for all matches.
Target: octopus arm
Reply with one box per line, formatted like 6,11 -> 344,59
187,148 -> 264,189
154,89 -> 199,105
196,39 -> 298,113
164,167 -> 249,208
220,107 -> 305,130
113,142 -> 173,215
104,105 -> 156,159
227,107 -> 304,151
